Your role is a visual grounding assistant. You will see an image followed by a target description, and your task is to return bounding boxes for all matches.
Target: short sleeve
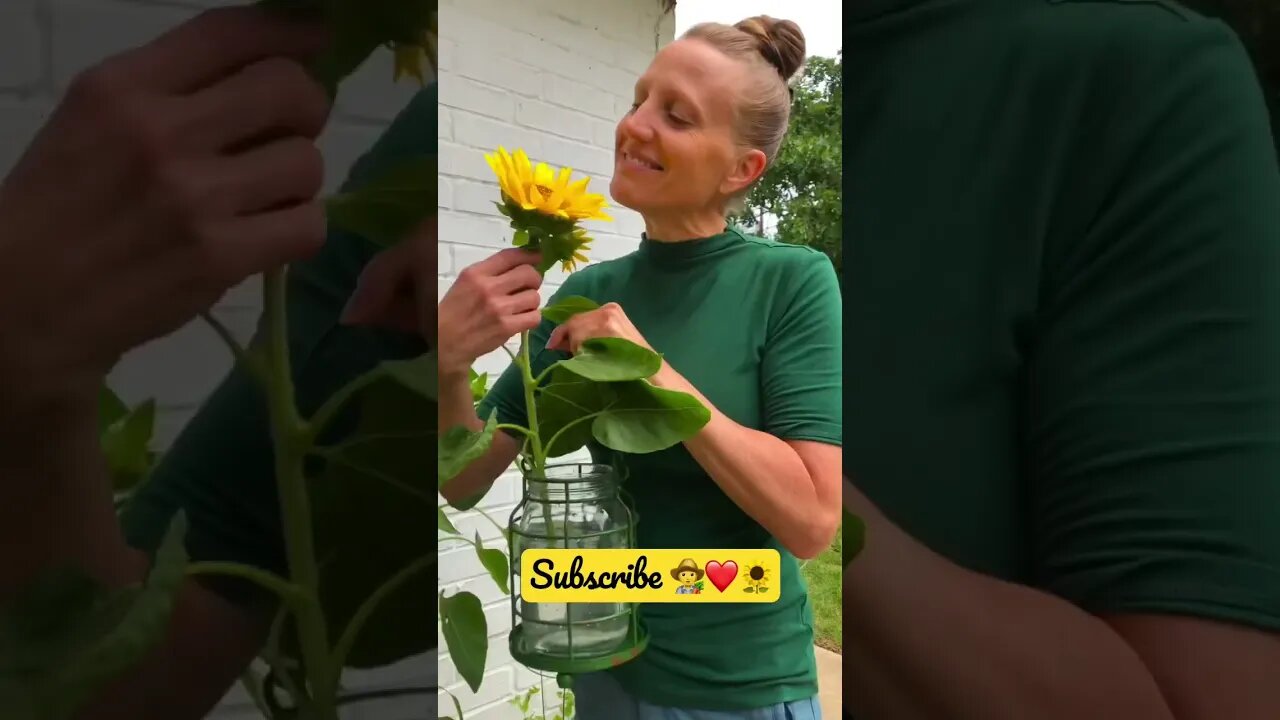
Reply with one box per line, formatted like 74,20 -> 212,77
1027,19 -> 1280,630
760,249 -> 843,445
119,85 -> 437,606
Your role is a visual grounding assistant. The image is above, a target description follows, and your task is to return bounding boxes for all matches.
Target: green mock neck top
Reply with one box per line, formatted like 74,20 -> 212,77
480,224 -> 843,710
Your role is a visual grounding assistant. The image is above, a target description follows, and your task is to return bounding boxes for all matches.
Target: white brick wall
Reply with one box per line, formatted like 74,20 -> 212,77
0,1 -> 428,718
436,0 -> 673,717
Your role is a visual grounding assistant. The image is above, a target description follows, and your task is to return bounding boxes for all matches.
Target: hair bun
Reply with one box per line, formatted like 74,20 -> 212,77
734,15 -> 806,82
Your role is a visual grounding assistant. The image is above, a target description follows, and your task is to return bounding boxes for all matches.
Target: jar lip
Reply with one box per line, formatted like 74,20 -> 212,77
528,463 -> 616,484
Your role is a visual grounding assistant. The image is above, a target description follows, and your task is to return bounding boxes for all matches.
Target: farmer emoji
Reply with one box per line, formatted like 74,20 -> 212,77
671,558 -> 704,595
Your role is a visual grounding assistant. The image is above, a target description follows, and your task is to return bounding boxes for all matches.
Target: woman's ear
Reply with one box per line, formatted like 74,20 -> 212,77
720,148 -> 769,197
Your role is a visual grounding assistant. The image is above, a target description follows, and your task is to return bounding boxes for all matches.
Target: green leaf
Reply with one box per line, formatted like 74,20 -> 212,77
557,338 -> 662,382
591,381 -> 710,454
440,590 -> 488,693
292,355 -> 438,670
326,154 -> 436,247
513,229 -> 530,247
843,509 -> 866,567
439,411 -> 498,486
469,369 -> 489,403
257,0 -> 436,95
438,506 -> 458,536
0,513 -> 189,720
540,295 -> 601,324
474,533 -> 510,594
536,367 -> 606,458
100,399 -> 156,493
383,351 -> 438,402
97,384 -> 127,431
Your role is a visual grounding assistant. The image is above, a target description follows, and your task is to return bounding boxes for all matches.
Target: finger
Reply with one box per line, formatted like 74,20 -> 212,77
512,310 -> 544,336
546,325 -> 567,352
202,200 -> 326,283
340,243 -> 415,326
473,247 -> 541,277
120,6 -> 330,94
208,136 -> 325,216
505,289 -> 541,316
490,264 -> 543,295
181,57 -> 332,151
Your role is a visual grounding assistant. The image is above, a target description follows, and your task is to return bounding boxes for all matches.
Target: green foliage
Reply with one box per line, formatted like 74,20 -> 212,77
540,295 -> 600,324
439,337 -> 710,487
469,368 -> 490,403
439,590 -> 488,692
732,54 -> 842,275
325,155 -> 437,248
0,514 -> 189,720
510,685 -> 576,720
302,355 -> 439,669
439,410 -> 499,483
100,398 -> 157,494
588,380 -> 710,454
494,199 -> 585,275
557,337 -> 662,382
256,0 -> 437,95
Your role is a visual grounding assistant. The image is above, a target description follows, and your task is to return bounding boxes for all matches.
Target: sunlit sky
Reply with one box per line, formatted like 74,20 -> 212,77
674,0 -> 842,59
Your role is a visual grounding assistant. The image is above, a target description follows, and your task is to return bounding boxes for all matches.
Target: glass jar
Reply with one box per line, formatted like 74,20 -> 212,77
508,463 -> 638,664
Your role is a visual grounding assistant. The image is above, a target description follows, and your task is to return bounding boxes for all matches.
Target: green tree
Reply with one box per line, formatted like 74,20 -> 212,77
733,53 -> 842,275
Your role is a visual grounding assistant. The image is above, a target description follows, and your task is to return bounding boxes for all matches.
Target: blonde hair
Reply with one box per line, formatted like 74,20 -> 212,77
680,16 -> 806,213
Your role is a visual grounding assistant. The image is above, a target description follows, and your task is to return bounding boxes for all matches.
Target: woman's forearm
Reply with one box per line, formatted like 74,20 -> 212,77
437,371 -> 519,505
0,403 -> 144,602
843,479 -> 1175,720
650,362 -> 837,558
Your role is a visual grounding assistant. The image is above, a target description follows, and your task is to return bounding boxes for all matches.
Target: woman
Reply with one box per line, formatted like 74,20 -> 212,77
433,15 -> 841,720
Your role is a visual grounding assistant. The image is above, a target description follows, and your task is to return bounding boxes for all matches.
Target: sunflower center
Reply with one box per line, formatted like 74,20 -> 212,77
535,184 -> 555,201
749,566 -> 764,580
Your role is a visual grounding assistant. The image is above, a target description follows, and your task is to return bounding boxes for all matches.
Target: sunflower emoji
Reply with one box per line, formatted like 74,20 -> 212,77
742,562 -> 771,593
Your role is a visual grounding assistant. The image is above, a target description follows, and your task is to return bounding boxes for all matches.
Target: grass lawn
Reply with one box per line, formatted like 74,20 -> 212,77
801,522 -> 842,653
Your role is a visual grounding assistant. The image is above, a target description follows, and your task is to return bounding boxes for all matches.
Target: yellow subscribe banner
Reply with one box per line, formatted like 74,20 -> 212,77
519,549 -> 781,603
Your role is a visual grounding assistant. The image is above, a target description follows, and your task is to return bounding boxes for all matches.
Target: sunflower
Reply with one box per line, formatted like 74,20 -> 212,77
484,147 -> 611,273
390,12 -> 437,84
485,147 -> 612,223
392,41 -> 430,84
742,563 -> 771,593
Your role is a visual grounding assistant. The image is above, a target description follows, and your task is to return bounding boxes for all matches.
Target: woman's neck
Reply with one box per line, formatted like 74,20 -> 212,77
642,211 -> 727,242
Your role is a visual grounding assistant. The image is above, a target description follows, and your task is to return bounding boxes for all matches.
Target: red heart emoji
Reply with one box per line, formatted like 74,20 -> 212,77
705,561 -> 738,592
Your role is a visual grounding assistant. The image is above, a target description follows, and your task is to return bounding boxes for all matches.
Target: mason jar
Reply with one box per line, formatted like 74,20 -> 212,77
508,463 -> 636,663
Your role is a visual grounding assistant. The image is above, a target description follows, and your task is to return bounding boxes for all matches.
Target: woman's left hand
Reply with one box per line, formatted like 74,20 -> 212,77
545,302 -> 653,354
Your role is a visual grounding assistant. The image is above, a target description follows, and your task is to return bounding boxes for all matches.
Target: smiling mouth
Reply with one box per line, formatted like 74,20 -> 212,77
621,150 -> 664,171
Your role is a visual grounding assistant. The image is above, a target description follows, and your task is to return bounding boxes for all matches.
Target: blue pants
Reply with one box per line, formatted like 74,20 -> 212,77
572,671 -> 822,720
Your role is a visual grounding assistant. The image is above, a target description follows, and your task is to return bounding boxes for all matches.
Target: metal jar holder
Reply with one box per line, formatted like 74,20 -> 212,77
507,462 -> 649,689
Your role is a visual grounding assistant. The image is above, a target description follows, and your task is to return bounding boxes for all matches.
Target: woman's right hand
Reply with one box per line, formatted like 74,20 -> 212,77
437,248 -> 545,376
0,6 -> 332,426
344,241 -> 545,379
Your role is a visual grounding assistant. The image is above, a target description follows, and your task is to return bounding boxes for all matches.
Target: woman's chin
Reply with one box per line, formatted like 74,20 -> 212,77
608,177 -> 645,213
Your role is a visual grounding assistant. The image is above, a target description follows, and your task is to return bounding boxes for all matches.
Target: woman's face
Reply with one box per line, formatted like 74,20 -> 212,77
609,39 -> 766,221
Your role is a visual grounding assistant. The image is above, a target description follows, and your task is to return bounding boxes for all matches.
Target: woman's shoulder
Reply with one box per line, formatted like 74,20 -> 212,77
732,228 -> 836,272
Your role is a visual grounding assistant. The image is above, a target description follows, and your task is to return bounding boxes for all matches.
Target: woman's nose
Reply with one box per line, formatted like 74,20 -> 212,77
618,108 -> 656,143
